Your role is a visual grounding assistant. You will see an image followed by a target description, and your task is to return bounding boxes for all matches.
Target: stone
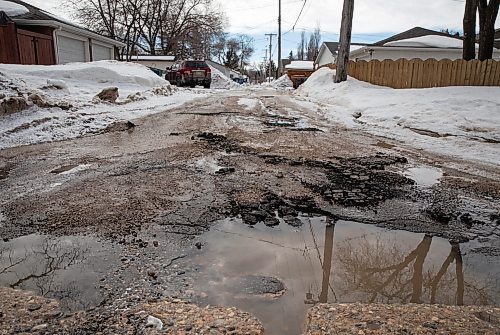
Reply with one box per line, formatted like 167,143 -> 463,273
0,93 -> 5,99
94,87 -> 119,103
31,323 -> 48,331
28,93 -> 48,108
146,315 -> 163,330
0,96 -> 28,116
264,216 -> 280,227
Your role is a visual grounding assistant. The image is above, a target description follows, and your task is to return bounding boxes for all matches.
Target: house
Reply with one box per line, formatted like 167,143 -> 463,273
131,55 -> 175,71
0,0 -> 125,65
495,28 -> 500,49
315,42 -> 339,67
315,42 -> 367,67
350,27 -> 500,61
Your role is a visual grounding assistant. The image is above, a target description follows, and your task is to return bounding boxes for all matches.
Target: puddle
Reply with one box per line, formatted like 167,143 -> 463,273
51,164 -> 92,175
0,234 -> 119,311
187,217 -> 500,335
404,166 -> 443,187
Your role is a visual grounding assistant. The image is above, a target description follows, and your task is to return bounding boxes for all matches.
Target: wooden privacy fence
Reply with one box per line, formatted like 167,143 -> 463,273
327,59 -> 500,88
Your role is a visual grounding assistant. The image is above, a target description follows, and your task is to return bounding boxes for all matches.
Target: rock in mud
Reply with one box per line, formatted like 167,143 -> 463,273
94,87 -> 119,103
103,121 -> 136,133
28,93 -> 48,108
0,96 -> 28,116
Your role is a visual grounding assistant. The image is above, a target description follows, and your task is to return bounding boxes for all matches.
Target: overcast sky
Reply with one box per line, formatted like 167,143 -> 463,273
26,0 -> 500,64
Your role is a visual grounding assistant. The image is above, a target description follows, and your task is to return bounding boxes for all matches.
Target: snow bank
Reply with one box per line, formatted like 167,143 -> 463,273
0,0 -> 29,16
0,61 -> 207,149
271,74 -> 293,89
0,61 -> 167,99
296,67 -> 500,165
209,66 -> 240,89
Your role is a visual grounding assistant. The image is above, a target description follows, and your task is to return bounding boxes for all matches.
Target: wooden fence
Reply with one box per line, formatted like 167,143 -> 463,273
326,59 -> 500,88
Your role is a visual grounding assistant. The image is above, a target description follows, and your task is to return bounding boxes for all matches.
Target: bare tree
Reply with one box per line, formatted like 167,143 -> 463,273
477,0 -> 499,60
66,0 -> 225,59
297,31 -> 306,60
463,0 -> 478,60
307,26 -> 321,61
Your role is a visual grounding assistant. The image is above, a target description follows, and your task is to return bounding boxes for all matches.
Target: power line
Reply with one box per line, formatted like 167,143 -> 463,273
292,0 -> 308,31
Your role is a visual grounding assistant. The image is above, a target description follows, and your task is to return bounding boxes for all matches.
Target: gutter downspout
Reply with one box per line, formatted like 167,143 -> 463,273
52,26 -> 61,64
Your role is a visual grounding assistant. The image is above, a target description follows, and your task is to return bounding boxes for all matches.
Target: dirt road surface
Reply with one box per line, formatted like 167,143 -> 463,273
1,87 -> 499,334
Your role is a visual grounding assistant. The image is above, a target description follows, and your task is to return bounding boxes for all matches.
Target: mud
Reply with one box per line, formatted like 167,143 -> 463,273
1,88 -> 499,334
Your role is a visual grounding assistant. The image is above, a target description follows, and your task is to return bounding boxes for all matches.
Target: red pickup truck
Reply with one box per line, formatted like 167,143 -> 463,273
166,60 -> 212,88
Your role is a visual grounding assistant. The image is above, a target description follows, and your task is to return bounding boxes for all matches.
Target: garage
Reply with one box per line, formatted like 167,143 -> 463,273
57,34 -> 87,64
92,44 -> 113,61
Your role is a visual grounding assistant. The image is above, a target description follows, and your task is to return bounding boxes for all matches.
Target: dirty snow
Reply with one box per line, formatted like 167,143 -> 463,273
0,61 -> 207,149
271,75 -> 293,89
238,98 -> 259,110
296,67 -> 500,166
209,66 -> 240,90
0,0 -> 29,16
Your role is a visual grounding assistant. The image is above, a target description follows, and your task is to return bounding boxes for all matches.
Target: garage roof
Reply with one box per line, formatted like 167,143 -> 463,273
1,0 -> 125,47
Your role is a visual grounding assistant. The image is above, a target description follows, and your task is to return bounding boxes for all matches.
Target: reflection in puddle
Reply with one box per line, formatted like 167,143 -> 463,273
188,217 -> 500,335
0,234 -> 117,311
404,166 -> 443,187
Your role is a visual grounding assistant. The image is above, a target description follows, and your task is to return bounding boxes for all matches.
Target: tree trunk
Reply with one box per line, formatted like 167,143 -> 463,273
463,0 -> 477,60
478,0 -> 499,60
335,0 -> 355,83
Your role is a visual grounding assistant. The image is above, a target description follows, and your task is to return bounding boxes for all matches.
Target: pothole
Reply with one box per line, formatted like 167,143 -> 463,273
0,234 -> 119,311
184,217 -> 500,335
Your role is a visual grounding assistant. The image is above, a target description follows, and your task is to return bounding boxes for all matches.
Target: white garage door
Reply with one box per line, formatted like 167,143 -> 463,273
57,35 -> 86,64
92,44 -> 113,61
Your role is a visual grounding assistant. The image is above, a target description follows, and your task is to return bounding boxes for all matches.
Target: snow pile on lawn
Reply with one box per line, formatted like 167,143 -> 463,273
296,67 -> 500,165
0,0 -> 29,16
209,66 -> 240,89
0,61 -> 206,149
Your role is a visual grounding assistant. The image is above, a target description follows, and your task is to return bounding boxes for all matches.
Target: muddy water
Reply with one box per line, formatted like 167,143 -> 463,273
0,234 -> 118,311
188,217 -> 500,335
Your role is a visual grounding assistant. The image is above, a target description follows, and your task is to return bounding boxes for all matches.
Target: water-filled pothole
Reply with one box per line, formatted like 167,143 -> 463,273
0,234 -> 118,311
187,216 -> 500,335
404,166 -> 443,187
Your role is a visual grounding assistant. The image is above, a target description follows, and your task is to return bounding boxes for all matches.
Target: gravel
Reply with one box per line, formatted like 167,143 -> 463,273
306,303 -> 500,334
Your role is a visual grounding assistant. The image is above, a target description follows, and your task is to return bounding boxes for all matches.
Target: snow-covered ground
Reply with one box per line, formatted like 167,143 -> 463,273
295,67 -> 500,166
0,61 -> 208,149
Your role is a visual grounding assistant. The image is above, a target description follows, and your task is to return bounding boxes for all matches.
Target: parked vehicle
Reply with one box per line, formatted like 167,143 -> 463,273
165,60 -> 211,88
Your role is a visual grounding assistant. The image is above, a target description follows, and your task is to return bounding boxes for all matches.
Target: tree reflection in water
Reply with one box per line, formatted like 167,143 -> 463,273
0,235 -> 92,310
327,227 -> 496,306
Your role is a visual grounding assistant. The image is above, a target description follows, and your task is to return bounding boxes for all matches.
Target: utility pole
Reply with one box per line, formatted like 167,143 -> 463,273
265,33 -> 276,82
335,0 -> 354,83
277,0 -> 282,79
263,49 -> 268,83
240,41 -> 245,76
